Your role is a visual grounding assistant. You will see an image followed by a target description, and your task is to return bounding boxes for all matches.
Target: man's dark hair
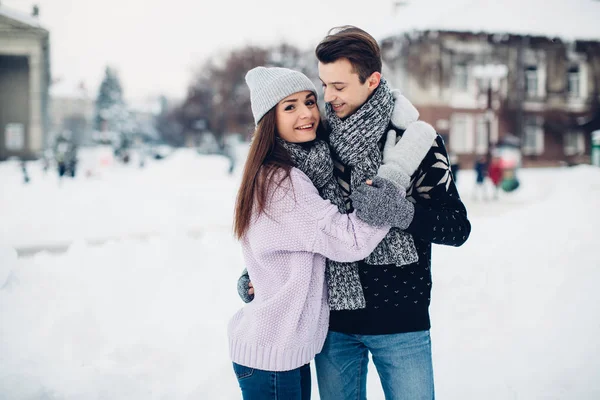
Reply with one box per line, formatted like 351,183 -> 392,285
315,25 -> 382,84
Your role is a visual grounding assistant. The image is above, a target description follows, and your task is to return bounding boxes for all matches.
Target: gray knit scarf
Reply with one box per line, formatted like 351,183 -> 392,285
324,78 -> 418,310
278,137 -> 372,311
276,138 -> 346,214
275,79 -> 419,311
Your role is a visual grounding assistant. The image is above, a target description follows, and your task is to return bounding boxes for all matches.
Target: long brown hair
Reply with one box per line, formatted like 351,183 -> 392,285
233,105 -> 328,239
233,108 -> 293,239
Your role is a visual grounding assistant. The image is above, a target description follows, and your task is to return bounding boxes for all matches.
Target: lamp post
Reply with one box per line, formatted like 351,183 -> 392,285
473,64 -> 508,161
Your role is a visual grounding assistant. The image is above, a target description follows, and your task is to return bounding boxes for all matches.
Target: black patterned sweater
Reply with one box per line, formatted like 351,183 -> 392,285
328,125 -> 471,335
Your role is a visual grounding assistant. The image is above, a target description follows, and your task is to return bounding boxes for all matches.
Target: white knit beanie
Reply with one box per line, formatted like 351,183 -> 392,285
245,66 -> 318,125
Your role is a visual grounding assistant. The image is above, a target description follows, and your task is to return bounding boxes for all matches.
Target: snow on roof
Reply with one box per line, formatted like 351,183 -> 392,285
379,0 -> 600,42
0,4 -> 47,30
49,80 -> 91,99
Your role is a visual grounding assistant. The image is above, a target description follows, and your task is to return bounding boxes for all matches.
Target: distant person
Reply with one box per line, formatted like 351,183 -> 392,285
66,144 -> 78,178
54,136 -> 71,180
42,151 -> 51,174
488,156 -> 503,200
473,155 -> 488,201
449,151 -> 460,183
20,160 -> 30,184
222,142 -> 236,175
56,152 -> 67,179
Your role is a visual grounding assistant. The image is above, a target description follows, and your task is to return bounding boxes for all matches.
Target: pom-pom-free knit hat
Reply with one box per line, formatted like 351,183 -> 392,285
245,66 -> 317,125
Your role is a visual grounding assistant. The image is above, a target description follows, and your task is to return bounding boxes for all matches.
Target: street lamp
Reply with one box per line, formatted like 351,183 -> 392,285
472,64 -> 508,160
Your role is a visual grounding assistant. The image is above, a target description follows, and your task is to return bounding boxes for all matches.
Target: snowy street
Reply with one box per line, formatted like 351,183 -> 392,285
1,148 -> 600,399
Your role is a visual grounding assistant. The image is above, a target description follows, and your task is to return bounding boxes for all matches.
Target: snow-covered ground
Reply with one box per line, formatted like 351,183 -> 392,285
1,147 -> 599,399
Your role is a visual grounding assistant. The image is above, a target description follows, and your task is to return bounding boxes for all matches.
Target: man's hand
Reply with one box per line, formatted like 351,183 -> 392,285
350,176 -> 415,229
237,269 -> 255,303
377,121 -> 437,190
378,130 -> 411,189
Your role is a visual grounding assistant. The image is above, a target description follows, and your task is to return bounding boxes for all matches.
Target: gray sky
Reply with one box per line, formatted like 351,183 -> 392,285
4,0 -> 412,101
3,0 -> 599,102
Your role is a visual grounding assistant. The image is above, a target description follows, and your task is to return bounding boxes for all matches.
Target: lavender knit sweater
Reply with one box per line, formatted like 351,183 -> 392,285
228,168 -> 390,372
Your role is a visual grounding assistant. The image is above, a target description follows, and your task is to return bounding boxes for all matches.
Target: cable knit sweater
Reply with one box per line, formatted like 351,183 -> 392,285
228,168 -> 390,372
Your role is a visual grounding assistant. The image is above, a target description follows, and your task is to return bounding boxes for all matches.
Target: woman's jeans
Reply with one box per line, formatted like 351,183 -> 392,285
232,362 -> 311,400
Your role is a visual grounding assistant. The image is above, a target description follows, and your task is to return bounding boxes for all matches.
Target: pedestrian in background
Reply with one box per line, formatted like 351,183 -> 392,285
473,155 -> 488,201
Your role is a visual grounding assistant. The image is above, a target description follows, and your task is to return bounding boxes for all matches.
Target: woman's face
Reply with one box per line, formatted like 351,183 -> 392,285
275,91 -> 320,143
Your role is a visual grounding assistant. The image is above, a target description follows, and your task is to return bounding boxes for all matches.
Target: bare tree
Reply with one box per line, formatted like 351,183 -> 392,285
175,43 -> 313,147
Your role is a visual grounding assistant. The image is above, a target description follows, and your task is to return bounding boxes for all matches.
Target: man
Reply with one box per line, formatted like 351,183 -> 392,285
239,26 -> 471,399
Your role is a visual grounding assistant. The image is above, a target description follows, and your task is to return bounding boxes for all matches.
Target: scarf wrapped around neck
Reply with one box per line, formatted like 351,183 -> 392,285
324,78 -> 418,310
276,138 -> 346,214
276,78 -> 419,311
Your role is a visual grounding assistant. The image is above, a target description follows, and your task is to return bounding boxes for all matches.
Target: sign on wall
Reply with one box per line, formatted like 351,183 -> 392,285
5,123 -> 25,151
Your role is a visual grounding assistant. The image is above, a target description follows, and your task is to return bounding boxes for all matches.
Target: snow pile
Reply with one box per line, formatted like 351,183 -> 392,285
0,232 -> 244,399
431,165 -> 600,399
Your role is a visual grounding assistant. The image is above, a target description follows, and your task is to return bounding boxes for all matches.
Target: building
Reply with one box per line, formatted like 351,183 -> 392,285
381,1 -> 600,166
0,4 -> 51,160
49,80 -> 95,146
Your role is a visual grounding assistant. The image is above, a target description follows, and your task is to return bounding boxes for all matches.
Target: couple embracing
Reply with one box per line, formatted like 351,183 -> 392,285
228,25 -> 471,400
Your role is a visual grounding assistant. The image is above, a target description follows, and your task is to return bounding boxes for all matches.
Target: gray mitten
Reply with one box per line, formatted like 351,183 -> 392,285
350,176 -> 415,229
378,130 -> 411,189
237,268 -> 254,303
377,121 -> 437,190
390,89 -> 419,129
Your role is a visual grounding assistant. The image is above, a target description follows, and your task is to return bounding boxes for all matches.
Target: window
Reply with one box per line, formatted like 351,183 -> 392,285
450,114 -> 474,154
453,64 -> 468,92
564,131 -> 585,155
475,115 -> 488,155
525,66 -> 538,98
5,123 -> 25,151
567,66 -> 580,98
523,116 -> 544,155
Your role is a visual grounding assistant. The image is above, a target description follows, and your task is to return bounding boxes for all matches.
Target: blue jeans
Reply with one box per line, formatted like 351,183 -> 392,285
232,362 -> 311,400
314,330 -> 434,400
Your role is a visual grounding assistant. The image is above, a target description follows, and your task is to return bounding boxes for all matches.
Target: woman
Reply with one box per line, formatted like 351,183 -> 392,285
228,66 -> 405,399
488,155 -> 503,199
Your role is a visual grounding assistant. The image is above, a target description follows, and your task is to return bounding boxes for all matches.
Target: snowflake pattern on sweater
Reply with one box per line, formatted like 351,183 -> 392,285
329,130 -> 471,335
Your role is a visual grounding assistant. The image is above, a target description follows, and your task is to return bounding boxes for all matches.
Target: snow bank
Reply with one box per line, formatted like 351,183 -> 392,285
1,148 -> 599,399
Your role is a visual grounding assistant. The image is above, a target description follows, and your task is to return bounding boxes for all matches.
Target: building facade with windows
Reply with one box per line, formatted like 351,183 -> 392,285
0,5 -> 51,160
381,30 -> 600,166
49,80 -> 95,146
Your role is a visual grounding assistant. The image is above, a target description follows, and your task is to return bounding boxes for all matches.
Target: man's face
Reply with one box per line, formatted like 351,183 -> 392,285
318,58 -> 378,119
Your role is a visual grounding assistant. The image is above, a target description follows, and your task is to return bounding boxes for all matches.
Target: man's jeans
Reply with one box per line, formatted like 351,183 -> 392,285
314,330 -> 434,400
232,362 -> 311,400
